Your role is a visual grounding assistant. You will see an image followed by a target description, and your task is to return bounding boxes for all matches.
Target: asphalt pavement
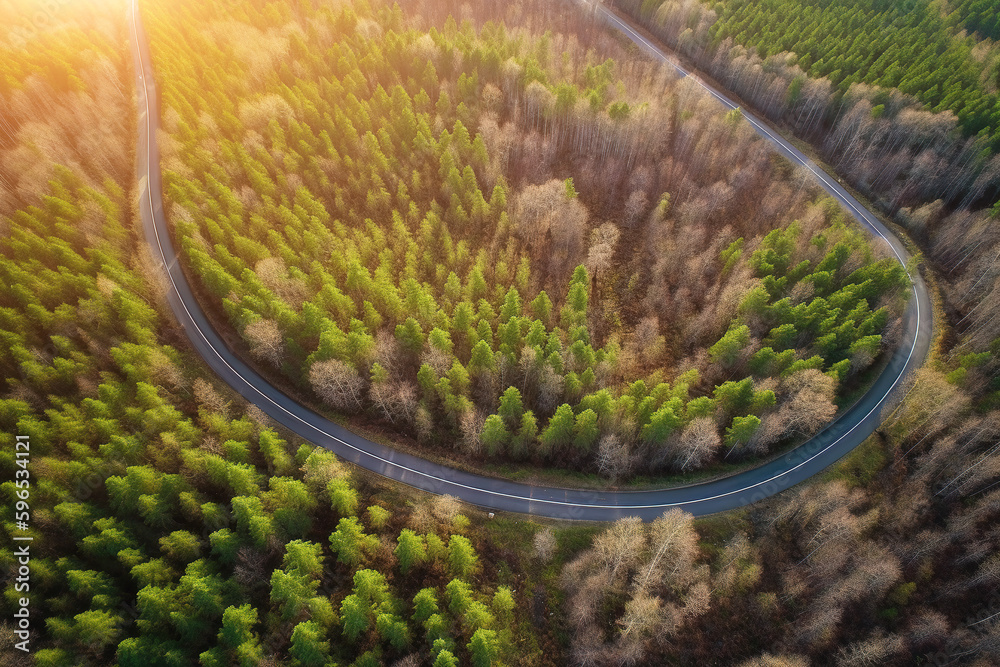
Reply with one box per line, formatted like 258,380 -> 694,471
127,0 -> 932,520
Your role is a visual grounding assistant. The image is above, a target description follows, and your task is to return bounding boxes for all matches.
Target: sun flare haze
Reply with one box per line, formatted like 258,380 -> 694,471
0,0 -> 998,664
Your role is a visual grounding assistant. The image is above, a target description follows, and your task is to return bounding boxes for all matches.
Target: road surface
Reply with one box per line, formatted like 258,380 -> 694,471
127,0 -> 932,520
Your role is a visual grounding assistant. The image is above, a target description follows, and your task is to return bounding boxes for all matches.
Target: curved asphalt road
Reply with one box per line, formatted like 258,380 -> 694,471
127,0 -> 932,520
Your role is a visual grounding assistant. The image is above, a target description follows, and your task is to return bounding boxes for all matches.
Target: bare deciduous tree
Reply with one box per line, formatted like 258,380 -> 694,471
835,631 -> 905,667
736,654 -> 810,667
420,346 -> 452,376
775,369 -> 837,438
193,377 -> 229,416
513,178 -> 589,281
593,516 -> 647,581
636,508 -> 700,591
244,318 -> 285,368
370,379 -> 417,426
619,591 -> 663,638
585,222 -> 621,279
459,408 -> 486,455
668,417 -> 719,472
595,434 -> 635,481
534,527 -> 557,562
255,256 -> 308,308
309,358 -> 365,413
562,508 -> 712,664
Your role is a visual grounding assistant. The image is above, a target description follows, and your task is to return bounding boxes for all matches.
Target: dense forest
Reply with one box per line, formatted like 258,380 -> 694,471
951,0 -> 1000,42
0,2 -> 563,665
614,0 -> 1000,217
561,0 -> 1000,664
146,0 -> 907,481
1,0 -> 998,665
563,365 -> 1000,666
613,0 -> 1000,400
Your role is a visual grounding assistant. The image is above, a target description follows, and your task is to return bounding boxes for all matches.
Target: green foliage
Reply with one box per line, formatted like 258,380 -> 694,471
210,604 -> 263,667
208,529 -> 240,566
271,542 -> 328,624
0,0 -> 920,664
148,0 -> 902,482
289,621 -> 330,666
0,4 -> 555,664
714,379 -> 755,416
283,540 -> 325,580
396,317 -> 426,354
720,238 -> 744,274
376,611 -> 410,650
641,404 -> 682,444
160,530 -> 202,563
725,415 -> 762,451
231,496 -> 274,548
366,505 -> 390,529
468,628 -> 500,667
498,387 -> 524,429
413,588 -> 440,624
433,649 -> 460,667
265,477 -> 316,538
340,569 -> 399,646
540,404 -> 576,453
685,396 -> 716,419
395,528 -> 427,574
750,347 -> 795,376
340,594 -> 370,643
425,613 -> 451,645
480,414 -> 510,457
704,0 -> 1000,148
446,578 -> 473,616
328,478 -> 359,516
426,533 -> 447,562
511,411 -> 539,459
492,586 -> 516,625
131,558 -> 176,589
330,517 -> 379,567
709,325 -> 751,367
530,292 -> 553,324
448,534 -> 479,577
573,409 -> 600,452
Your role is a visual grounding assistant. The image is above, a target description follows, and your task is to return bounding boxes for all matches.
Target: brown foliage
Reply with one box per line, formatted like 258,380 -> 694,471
667,416 -> 720,472
513,178 -> 589,283
774,369 -> 838,438
369,379 -> 417,427
244,318 -> 285,368
595,434 -> 636,481
736,655 -> 809,667
193,377 -> 229,416
308,358 -> 365,413
562,511 -> 710,664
